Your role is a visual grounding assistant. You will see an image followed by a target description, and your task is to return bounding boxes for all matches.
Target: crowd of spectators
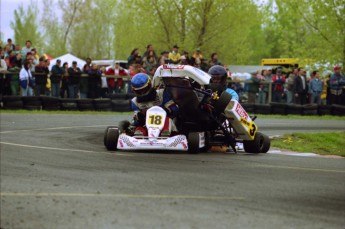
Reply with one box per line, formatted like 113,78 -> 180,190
244,66 -> 345,106
0,39 -> 344,106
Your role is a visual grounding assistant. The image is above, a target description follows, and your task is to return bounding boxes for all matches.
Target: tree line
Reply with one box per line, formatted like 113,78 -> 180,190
1,0 -> 344,69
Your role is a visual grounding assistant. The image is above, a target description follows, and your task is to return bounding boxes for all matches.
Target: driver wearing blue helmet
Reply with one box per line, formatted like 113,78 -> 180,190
207,65 -> 239,101
130,73 -> 178,135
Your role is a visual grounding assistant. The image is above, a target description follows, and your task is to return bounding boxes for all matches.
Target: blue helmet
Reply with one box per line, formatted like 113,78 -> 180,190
131,73 -> 152,96
208,65 -> 228,86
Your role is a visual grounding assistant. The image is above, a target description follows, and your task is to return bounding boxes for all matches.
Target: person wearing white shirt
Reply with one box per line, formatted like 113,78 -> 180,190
19,60 -> 34,96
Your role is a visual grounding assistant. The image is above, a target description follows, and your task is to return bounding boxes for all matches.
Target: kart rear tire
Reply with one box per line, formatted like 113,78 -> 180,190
187,132 -> 200,154
260,133 -> 271,153
104,126 -> 119,151
243,132 -> 270,154
200,132 -> 210,152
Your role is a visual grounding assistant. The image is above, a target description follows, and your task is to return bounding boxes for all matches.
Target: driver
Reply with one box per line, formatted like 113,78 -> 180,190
130,73 -> 178,135
207,65 -> 239,101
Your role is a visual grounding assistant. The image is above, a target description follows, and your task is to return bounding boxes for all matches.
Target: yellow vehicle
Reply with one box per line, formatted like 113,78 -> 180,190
261,58 -> 299,68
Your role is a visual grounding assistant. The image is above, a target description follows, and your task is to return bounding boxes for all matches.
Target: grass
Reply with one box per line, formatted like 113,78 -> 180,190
271,132 -> 345,157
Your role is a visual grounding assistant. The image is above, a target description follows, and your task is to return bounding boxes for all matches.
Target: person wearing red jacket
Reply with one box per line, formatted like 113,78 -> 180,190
272,69 -> 286,102
105,62 -> 128,94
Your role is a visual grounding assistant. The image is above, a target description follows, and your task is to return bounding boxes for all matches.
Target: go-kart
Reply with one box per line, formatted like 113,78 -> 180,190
104,105 -> 206,152
104,64 -> 270,154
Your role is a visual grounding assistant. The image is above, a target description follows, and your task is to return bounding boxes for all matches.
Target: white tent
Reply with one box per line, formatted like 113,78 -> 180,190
49,53 -> 86,71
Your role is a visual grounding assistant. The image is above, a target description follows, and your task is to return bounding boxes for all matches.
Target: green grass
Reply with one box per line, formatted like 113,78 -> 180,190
257,114 -> 345,120
271,132 -> 345,157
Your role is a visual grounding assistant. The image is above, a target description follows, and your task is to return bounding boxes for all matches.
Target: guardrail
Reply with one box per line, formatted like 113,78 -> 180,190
1,95 -> 344,116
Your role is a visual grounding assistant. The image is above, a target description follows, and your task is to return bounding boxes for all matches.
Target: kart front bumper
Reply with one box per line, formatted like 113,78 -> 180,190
117,134 -> 188,151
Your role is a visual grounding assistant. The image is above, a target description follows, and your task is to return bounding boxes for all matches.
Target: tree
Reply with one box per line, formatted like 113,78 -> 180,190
10,1 -> 44,53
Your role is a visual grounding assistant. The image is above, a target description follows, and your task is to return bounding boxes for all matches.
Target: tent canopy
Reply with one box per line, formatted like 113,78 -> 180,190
49,53 -> 86,71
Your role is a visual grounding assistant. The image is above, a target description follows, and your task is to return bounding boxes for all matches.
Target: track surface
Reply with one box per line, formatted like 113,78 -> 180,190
1,113 -> 345,229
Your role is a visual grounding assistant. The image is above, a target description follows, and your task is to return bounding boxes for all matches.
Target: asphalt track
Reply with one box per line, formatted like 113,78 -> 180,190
0,113 -> 344,229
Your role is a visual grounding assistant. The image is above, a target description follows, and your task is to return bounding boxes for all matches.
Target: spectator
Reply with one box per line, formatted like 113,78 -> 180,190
142,44 -> 158,64
50,59 -> 64,97
200,58 -> 209,72
100,67 -> 108,98
326,74 -> 331,105
168,45 -> 181,64
34,57 -> 49,96
247,71 -> 261,104
191,48 -> 204,67
286,68 -> 298,104
329,66 -> 345,105
105,61 -> 127,94
209,52 -> 222,67
14,44 -> 21,55
31,48 -> 40,67
308,70 -> 323,105
0,50 -> 7,71
82,58 -> 91,74
257,69 -> 268,104
80,64 -> 90,98
272,69 -> 285,102
19,60 -> 34,96
88,63 -> 102,98
7,54 -> 21,95
181,51 -> 191,65
294,68 -> 308,105
143,51 -> 158,75
127,48 -> 140,68
128,63 -> 146,93
26,52 -> 36,72
68,61 -> 82,98
158,51 -> 169,66
60,62 -> 69,98
5,39 -> 15,52
21,40 -> 33,57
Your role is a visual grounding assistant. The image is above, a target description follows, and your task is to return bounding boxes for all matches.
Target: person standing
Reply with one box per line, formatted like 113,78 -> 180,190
34,57 -> 49,96
272,69 -> 286,102
308,70 -> 323,105
286,68 -> 298,104
51,59 -> 64,97
168,45 -> 181,64
68,61 -> 82,98
60,62 -> 69,98
294,68 -> 308,105
329,66 -> 345,105
19,60 -> 34,96
247,71 -> 261,104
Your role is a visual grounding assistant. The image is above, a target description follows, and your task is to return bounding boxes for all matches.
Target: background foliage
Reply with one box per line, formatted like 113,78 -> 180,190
1,0 -> 344,68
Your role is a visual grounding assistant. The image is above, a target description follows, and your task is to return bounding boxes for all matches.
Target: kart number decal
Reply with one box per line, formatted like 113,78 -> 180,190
148,115 -> 163,125
248,122 -> 257,137
240,118 -> 251,127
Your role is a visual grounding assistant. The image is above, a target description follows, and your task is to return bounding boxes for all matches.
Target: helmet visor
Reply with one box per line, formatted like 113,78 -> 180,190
133,85 -> 151,96
211,74 -> 223,84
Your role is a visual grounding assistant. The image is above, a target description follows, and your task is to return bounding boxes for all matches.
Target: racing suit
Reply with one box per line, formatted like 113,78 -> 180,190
131,89 -> 178,134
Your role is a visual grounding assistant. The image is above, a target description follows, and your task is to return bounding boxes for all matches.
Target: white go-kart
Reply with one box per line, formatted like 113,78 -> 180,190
104,64 -> 270,154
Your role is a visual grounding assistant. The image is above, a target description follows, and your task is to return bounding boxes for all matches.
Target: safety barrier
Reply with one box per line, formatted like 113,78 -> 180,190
1,95 -> 344,115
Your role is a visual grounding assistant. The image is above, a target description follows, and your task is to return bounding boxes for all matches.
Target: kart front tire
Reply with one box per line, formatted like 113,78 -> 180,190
104,126 -> 117,146
187,132 -> 200,154
243,132 -> 270,154
104,127 -> 119,151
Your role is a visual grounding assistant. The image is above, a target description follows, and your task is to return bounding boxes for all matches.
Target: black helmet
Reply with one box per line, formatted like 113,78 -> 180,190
208,65 -> 228,86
